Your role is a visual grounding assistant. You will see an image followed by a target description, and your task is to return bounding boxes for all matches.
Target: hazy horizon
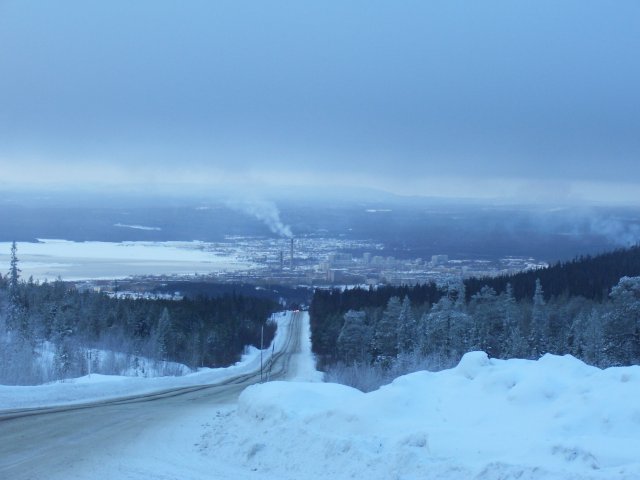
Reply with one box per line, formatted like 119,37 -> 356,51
1,1 -> 639,204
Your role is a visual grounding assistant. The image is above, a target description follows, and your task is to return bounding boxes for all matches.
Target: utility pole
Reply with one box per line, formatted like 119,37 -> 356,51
260,325 -> 264,382
290,238 -> 294,270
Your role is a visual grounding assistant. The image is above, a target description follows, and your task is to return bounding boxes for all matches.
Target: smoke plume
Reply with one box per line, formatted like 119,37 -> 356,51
226,198 -> 293,238
589,216 -> 640,247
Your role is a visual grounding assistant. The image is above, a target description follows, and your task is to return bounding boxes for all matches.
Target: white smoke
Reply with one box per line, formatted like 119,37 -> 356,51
530,208 -> 640,248
589,217 -> 640,247
227,198 -> 293,238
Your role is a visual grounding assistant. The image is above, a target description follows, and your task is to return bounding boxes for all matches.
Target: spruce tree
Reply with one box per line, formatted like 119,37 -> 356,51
603,276 -> 640,365
396,296 -> 417,354
337,310 -> 371,363
502,283 -> 526,359
155,307 -> 173,360
372,296 -> 401,364
9,241 -> 20,294
7,241 -> 28,338
469,286 -> 500,356
530,279 -> 549,358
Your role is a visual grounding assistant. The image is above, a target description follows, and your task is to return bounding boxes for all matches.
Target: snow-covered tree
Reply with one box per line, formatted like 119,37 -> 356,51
570,307 -> 605,366
52,305 -> 83,378
603,276 -> 640,365
529,279 -> 549,358
9,241 -> 20,294
337,310 -> 372,363
421,296 -> 452,356
469,286 -> 502,356
6,241 -> 28,337
396,296 -> 417,354
501,283 -> 527,359
420,291 -> 471,360
155,307 -> 173,360
372,296 -> 401,364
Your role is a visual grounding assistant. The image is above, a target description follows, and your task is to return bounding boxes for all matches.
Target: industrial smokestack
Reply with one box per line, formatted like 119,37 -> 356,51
290,238 -> 294,270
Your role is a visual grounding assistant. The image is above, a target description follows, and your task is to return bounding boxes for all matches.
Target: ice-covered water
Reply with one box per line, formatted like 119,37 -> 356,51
0,239 -> 253,281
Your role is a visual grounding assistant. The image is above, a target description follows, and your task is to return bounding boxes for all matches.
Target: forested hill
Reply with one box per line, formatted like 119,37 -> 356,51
310,245 -> 640,380
311,246 -> 640,329
465,245 -> 640,302
1,276 -> 279,385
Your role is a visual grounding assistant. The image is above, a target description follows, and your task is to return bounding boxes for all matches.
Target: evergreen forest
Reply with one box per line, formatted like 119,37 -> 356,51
311,246 -> 640,390
0,243 -> 278,385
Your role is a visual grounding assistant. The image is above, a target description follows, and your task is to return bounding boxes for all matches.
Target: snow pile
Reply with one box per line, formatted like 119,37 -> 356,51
0,311 -> 292,410
204,352 -> 640,480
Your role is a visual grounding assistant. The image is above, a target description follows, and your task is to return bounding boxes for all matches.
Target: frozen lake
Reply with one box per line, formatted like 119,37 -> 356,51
0,239 -> 253,281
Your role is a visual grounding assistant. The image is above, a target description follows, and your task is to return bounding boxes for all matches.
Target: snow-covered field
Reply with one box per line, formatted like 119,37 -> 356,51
0,239 -> 253,281
3,312 -> 640,479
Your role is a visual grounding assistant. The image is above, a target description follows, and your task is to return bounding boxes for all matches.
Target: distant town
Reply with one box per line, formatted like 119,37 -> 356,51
73,235 -> 548,296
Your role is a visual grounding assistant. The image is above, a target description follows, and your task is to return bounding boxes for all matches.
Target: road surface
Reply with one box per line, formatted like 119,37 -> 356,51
0,311 -> 305,480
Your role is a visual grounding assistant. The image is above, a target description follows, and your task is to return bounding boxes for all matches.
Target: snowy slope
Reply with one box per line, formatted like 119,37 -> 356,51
204,351 -> 640,480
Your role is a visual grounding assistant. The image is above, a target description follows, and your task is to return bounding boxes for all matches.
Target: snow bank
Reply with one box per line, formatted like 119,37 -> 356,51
0,311 -> 292,410
205,352 -> 640,480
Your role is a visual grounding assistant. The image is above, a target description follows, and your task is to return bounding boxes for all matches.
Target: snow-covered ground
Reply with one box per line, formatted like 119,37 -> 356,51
0,239 -> 253,280
0,311 -> 291,410
31,339 -> 192,380
4,312 -> 640,479
204,351 -> 640,480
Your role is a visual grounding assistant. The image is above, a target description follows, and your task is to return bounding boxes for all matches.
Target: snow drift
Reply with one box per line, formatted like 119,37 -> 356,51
205,352 -> 640,479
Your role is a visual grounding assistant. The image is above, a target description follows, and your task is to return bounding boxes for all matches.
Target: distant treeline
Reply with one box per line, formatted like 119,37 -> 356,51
465,245 -> 640,301
153,280 -> 312,306
310,246 -> 640,377
0,251 -> 279,385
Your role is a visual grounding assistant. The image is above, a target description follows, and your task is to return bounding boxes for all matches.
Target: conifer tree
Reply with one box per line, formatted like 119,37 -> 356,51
372,296 -> 401,363
6,241 -> 28,338
396,296 -> 417,354
469,286 -> 501,356
570,308 -> 605,366
529,279 -> 549,358
603,276 -> 640,365
155,307 -> 173,360
337,310 -> 371,363
9,241 -> 20,294
501,283 -> 526,358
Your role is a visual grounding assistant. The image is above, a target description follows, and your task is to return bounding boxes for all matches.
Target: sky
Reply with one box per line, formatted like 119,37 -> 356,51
1,1 -> 639,204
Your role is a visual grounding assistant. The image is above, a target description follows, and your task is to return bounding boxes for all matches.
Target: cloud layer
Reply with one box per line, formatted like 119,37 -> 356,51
1,1 -> 639,203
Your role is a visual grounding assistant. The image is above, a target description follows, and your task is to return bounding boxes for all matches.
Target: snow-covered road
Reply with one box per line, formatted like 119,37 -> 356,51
0,310 -> 316,480
2,311 -> 640,480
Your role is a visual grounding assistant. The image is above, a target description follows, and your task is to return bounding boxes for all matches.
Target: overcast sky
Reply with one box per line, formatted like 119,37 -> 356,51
1,1 -> 639,203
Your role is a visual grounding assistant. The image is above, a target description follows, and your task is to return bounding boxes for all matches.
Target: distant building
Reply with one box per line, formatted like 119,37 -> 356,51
431,254 -> 449,266
327,268 -> 348,282
371,255 -> 385,266
327,252 -> 353,267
